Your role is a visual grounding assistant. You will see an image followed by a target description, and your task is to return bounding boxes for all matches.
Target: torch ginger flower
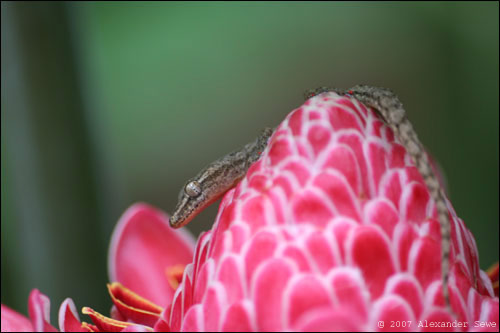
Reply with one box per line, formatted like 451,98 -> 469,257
163,91 -> 498,331
2,91 -> 498,331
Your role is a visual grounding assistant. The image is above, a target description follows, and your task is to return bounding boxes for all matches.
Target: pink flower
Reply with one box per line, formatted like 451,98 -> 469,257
79,203 -> 197,331
1,205 -> 195,332
1,289 -> 82,332
2,91 -> 498,331
164,91 -> 498,331
1,304 -> 34,332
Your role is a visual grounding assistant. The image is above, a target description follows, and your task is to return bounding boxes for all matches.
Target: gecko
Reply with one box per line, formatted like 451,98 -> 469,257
169,127 -> 274,229
169,85 -> 452,310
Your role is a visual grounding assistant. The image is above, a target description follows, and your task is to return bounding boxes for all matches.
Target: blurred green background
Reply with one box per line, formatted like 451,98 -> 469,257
1,1 -> 498,323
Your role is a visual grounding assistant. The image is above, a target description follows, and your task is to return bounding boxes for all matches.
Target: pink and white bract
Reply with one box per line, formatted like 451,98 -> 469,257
2,91 -> 498,332
166,91 -> 498,331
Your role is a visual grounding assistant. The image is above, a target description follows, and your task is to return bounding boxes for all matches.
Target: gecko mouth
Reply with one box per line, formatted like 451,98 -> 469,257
170,194 -> 208,228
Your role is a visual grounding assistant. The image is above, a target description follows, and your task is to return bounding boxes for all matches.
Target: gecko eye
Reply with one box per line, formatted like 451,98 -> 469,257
185,181 -> 202,197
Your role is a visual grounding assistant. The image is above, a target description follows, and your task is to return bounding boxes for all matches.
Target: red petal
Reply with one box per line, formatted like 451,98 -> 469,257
82,307 -> 137,332
221,301 -> 254,332
202,285 -> 223,331
305,231 -> 336,274
338,132 -> 370,198
288,107 -> 304,136
80,322 -> 98,332
281,160 -> 311,187
121,324 -> 152,332
268,137 -> 292,166
380,170 -> 403,210
327,102 -> 363,133
452,261 -> 475,305
448,283 -> 468,323
410,237 -> 441,290
364,199 -> 399,237
167,289 -> 182,332
384,274 -> 424,319
329,268 -> 369,321
284,275 -> 332,327
244,231 -> 278,283
479,297 -> 499,327
192,231 -> 211,287
1,304 -> 33,332
307,124 -> 331,157
108,203 -> 195,307
193,259 -> 214,304
369,119 -> 384,138
180,265 -> 194,317
214,198 -> 237,236
281,243 -> 312,272
296,140 -> 312,160
268,188 -> 285,224
248,174 -> 268,192
388,144 -> 406,168
401,183 -> 430,224
367,140 -> 388,193
295,308 -> 363,332
272,175 -> 294,199
181,305 -> 203,332
253,259 -> 294,331
405,166 -> 425,185
244,159 -> 264,181
217,255 -> 244,304
331,218 -> 357,261
107,283 -> 162,327
241,195 -> 268,231
371,295 -> 415,331
383,122 -> 395,142
292,190 -> 334,227
28,289 -> 58,332
394,223 -> 417,272
321,145 -> 361,196
308,110 -> 322,120
152,309 -> 170,332
313,171 -> 361,222
228,223 -> 250,254
58,298 -> 84,332
339,97 -> 368,126
349,226 -> 396,299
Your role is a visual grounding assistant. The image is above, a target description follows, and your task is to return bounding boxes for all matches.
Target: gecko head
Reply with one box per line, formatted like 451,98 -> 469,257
169,179 -> 206,228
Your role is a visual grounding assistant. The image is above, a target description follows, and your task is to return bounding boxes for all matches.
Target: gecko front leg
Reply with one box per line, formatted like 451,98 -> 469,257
170,127 -> 274,229
305,85 -> 452,310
